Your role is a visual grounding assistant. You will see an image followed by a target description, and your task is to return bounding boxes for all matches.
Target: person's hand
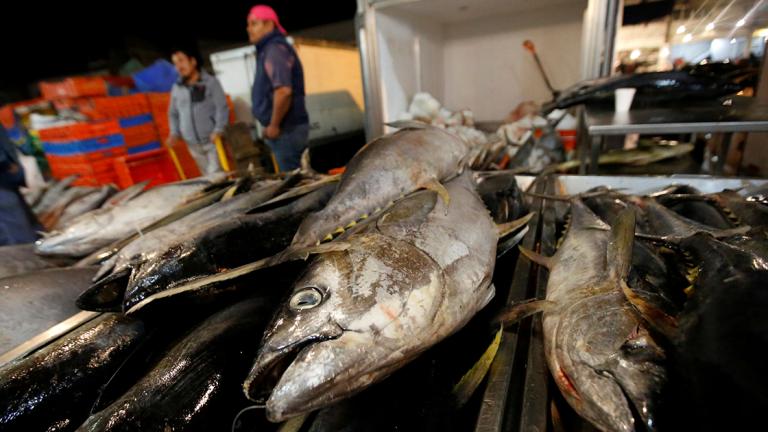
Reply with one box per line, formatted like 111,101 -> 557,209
210,132 -> 222,144
264,124 -> 281,140
166,135 -> 180,147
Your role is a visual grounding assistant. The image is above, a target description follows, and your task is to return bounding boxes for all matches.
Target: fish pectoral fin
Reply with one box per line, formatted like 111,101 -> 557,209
220,183 -> 240,201
453,325 -> 503,408
619,280 -> 678,338
497,212 -> 535,239
497,226 -> 529,258
518,246 -> 554,269
419,178 -> 451,206
494,298 -> 555,325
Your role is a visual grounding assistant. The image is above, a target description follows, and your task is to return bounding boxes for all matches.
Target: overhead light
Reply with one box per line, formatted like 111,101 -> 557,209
737,18 -> 746,27
676,25 -> 687,34
660,46 -> 670,58
630,49 -> 641,60
706,22 -> 715,31
683,33 -> 693,42
731,38 -> 737,44
700,59 -> 709,65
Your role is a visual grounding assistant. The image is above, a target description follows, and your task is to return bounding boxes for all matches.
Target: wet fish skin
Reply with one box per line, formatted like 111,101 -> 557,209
117,183 -> 337,314
247,172 -> 497,422
291,124 -> 470,248
0,314 -> 147,432
33,175 -> 77,215
54,185 -> 117,229
544,71 -> 743,112
660,233 -> 768,430
77,297 -> 275,432
707,189 -> 768,227
35,176 -> 226,258
534,202 -> 665,431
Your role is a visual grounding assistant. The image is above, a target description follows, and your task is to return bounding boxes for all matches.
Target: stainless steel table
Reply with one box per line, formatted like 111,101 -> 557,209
580,97 -> 768,174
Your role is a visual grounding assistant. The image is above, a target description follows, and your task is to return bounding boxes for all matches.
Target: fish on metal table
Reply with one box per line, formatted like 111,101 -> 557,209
54,185 -> 117,229
245,172 -> 514,422
501,202 -> 665,431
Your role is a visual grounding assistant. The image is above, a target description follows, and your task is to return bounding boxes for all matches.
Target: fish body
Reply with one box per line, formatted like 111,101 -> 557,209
77,298 -> 274,432
247,172 -> 497,422
32,175 -> 77,215
291,124 -> 470,248
534,202 -> 665,431
54,185 -> 117,229
0,314 -> 146,432
544,71 -> 743,112
35,176 -> 226,257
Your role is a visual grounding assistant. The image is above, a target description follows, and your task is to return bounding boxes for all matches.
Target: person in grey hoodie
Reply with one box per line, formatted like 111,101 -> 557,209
167,49 -> 229,174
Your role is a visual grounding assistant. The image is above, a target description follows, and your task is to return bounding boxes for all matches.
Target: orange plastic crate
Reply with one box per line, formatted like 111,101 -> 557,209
114,149 -> 180,188
38,120 -> 121,142
40,77 -> 108,100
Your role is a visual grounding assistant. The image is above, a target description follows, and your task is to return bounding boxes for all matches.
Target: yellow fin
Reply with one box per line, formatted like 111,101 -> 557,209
323,234 -> 333,242
334,227 -> 345,235
420,178 -> 451,206
346,221 -> 357,228
497,213 -> 534,238
518,246 -> 554,269
452,325 -> 503,408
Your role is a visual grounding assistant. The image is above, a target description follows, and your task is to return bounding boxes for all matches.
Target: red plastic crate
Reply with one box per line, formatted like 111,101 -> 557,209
122,123 -> 159,147
40,77 -> 108,100
114,149 -> 180,188
38,120 -> 122,142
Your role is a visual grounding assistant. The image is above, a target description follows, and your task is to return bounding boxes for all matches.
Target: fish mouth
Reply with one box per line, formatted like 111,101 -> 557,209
244,323 -> 345,403
76,269 -> 130,312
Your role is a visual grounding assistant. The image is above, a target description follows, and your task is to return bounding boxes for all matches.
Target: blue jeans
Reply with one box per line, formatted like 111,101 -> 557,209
265,123 -> 309,172
0,187 -> 39,246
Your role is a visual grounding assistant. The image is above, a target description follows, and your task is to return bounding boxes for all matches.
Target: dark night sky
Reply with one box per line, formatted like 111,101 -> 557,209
0,1 -> 357,100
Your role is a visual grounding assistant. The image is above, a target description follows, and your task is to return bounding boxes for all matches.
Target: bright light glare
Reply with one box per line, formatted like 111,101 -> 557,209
630,49 -> 641,60
683,33 -> 693,42
737,18 -> 746,27
676,25 -> 687,34
706,22 -> 715,31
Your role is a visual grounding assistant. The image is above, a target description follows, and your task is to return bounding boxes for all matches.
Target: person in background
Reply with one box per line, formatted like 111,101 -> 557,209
0,125 -> 39,245
247,5 -> 310,172
167,48 -> 230,175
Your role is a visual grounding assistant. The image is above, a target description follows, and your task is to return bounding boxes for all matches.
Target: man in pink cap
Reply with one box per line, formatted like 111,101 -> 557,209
247,5 -> 309,172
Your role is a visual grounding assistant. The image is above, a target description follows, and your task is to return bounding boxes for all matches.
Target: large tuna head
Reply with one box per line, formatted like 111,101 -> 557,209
244,233 -> 444,422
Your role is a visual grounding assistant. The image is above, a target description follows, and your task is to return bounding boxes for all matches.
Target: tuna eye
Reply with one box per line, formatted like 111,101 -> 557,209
290,287 -> 323,310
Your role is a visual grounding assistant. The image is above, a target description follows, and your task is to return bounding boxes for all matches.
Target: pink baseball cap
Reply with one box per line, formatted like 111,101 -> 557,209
248,5 -> 287,35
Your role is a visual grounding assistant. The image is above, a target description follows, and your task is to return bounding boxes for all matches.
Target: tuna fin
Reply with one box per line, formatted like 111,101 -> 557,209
76,269 -> 130,312
606,208 -> 636,281
420,178 -> 451,206
518,246 -> 554,269
620,279 -> 678,338
494,298 -> 555,325
283,241 -> 353,261
278,413 -> 309,432
497,226 -> 529,258
385,120 -> 428,130
453,325 -> 503,408
220,183 -> 240,201
497,212 -> 534,239
105,180 -> 149,207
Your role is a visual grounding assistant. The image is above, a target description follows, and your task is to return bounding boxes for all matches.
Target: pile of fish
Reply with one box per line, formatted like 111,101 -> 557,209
1,122 -> 534,431
500,181 -> 768,431
3,114 -> 765,430
24,176 -> 119,230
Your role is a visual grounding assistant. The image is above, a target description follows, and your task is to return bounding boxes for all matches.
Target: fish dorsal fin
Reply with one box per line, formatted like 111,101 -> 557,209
497,213 -> 534,239
607,208 -> 636,281
106,181 -> 150,207
619,279 -> 678,339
